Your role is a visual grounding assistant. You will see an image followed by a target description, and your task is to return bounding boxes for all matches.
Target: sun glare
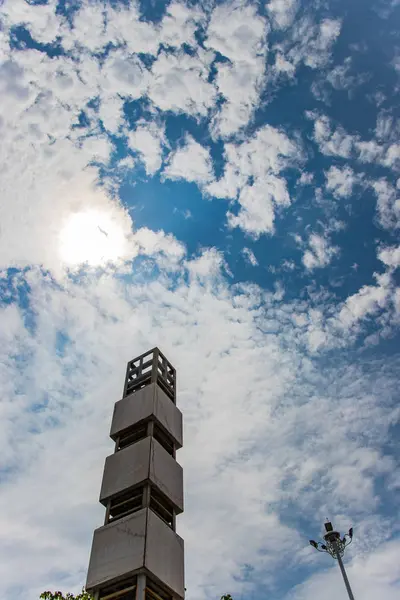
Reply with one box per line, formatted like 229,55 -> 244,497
59,210 -> 127,267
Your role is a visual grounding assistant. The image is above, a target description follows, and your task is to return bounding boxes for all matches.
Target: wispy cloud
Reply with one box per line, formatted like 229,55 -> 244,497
325,166 -> 361,198
302,233 -> 339,270
242,247 -> 259,266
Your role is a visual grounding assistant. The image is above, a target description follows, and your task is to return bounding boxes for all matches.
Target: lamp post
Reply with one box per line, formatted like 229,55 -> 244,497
309,521 -> 355,600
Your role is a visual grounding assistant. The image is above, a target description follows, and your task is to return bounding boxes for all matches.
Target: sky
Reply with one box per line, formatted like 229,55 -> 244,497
0,0 -> 399,599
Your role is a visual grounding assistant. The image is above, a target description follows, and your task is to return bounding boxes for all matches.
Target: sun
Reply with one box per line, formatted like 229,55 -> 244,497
59,209 -> 128,267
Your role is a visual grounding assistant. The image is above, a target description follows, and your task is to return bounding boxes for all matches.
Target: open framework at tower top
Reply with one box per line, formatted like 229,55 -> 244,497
86,348 -> 185,600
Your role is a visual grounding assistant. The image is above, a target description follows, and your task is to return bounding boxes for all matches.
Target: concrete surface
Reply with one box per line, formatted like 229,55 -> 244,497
99,437 -> 183,513
110,383 -> 182,448
86,509 -> 184,600
86,508 -> 147,591
146,509 -> 185,600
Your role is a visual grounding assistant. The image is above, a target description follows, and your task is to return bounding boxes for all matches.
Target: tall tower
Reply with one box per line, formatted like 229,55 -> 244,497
86,348 -> 184,600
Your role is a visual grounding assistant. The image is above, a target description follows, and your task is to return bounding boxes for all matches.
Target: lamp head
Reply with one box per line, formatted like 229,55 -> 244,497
324,521 -> 333,533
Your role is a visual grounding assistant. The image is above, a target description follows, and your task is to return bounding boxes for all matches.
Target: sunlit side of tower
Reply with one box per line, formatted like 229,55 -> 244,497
86,348 -> 184,600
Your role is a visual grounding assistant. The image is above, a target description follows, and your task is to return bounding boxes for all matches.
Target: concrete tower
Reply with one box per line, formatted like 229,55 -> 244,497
86,348 -> 184,600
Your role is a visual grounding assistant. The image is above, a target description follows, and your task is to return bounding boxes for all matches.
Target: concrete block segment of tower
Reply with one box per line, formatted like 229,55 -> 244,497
86,348 -> 185,600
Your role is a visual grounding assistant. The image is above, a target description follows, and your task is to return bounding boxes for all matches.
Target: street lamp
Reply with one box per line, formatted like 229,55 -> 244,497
309,521 -> 355,600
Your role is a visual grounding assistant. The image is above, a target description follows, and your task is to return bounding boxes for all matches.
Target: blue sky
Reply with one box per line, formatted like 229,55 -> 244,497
0,0 -> 400,599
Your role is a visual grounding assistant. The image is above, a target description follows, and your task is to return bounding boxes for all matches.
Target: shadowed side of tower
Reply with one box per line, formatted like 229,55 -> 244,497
85,348 -> 185,600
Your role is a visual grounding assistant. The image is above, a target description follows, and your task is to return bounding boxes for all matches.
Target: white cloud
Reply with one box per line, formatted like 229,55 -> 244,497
0,3 -> 196,276
159,1 -> 204,49
394,288 -> 400,318
163,135 -> 214,185
186,248 -> 228,282
331,57 -> 369,92
133,228 -> 186,266
326,57 -> 355,89
311,245 -> 400,343
79,135 -> 113,163
308,113 -> 399,172
127,121 -> 166,176
282,17 -> 342,70
298,172 -> 314,185
0,57 -> 37,118
356,139 -> 384,163
227,176 -> 289,237
117,155 -> 135,170
302,233 -> 339,270
105,4 -> 159,55
242,247 -> 259,266
209,125 -> 299,197
311,57 -> 370,102
311,114 -> 354,158
21,1 -> 213,127
98,95 -> 124,133
306,18 -> 342,68
325,166 -> 360,198
382,143 -> 400,170
282,259 -> 296,271
205,3 -> 267,64
148,49 -> 216,117
371,179 -> 400,229
0,123 -> 131,273
207,124 -> 301,237
67,0 -> 196,57
2,0 -> 62,44
338,272 -> 392,329
267,0 -> 298,30
100,50 -> 149,100
210,57 -> 267,137
62,2 -> 108,53
0,15 -> 137,276
274,51 -> 296,76
378,245 -> 400,268
205,3 -> 268,137
62,0 -> 187,56
375,112 -> 400,143
393,52 -> 400,73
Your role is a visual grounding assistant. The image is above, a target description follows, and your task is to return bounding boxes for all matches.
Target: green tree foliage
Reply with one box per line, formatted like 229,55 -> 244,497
40,590 -> 92,600
40,590 -> 232,600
